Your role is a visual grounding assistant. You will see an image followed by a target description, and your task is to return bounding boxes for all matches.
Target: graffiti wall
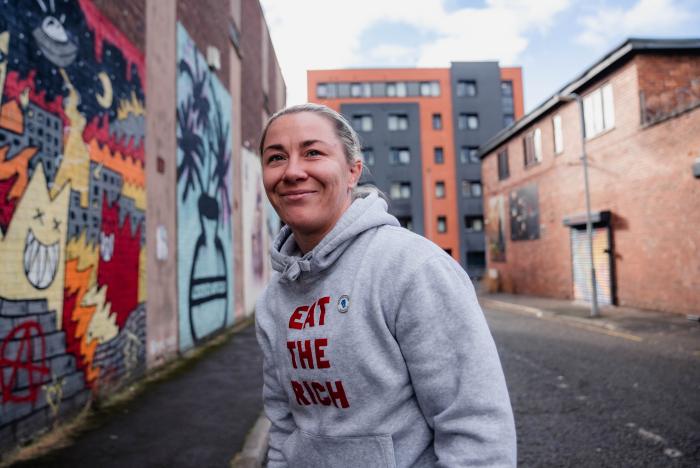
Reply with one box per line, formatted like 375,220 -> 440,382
176,23 -> 234,351
241,147 -> 278,315
509,184 -> 540,241
487,194 -> 506,262
0,0 -> 146,446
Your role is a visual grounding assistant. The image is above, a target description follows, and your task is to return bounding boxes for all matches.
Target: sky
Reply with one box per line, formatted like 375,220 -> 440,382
259,0 -> 699,113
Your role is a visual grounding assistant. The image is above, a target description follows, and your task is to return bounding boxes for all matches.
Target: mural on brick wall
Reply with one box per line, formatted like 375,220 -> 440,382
0,0 -> 145,445
176,23 -> 234,351
241,147 -> 278,316
487,194 -> 506,262
509,184 -> 540,241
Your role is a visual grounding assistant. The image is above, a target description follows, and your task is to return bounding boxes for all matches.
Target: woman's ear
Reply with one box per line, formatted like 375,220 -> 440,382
348,158 -> 362,187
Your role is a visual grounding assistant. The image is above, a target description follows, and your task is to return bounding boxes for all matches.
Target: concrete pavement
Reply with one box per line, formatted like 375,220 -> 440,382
479,293 -> 700,357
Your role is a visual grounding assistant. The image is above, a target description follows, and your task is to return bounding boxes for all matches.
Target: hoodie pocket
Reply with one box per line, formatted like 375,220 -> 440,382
282,429 -> 397,468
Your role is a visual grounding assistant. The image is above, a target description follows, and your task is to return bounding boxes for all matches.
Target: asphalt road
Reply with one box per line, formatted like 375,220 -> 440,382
484,305 -> 700,467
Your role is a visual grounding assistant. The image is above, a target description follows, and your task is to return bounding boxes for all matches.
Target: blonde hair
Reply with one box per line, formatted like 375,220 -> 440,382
259,103 -> 385,201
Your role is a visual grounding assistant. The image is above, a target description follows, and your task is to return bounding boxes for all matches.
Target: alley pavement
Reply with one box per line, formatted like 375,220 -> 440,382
8,320 -> 263,468
481,296 -> 700,467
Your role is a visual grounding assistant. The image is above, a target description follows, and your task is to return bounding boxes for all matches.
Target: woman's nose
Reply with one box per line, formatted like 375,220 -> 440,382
282,155 -> 307,182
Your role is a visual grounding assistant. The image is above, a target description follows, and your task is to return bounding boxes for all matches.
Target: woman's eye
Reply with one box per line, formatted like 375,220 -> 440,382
267,154 -> 285,163
306,149 -> 321,157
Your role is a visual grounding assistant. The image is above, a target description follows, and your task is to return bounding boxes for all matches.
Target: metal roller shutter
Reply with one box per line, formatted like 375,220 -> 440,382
570,227 -> 612,305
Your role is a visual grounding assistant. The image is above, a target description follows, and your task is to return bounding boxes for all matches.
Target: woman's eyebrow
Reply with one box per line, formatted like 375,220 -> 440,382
300,139 -> 324,148
263,143 -> 286,153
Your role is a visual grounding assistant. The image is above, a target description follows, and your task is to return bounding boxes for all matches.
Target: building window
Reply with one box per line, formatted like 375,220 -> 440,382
389,148 -> 411,165
437,216 -> 447,233
552,114 -> 563,154
501,80 -> 513,97
498,149 -> 510,180
386,82 -> 407,97
397,216 -> 413,231
352,115 -> 373,132
501,80 -> 515,128
350,82 -> 362,97
456,80 -> 477,97
419,81 -> 440,97
459,146 -> 480,164
435,181 -> 445,198
503,114 -> 514,127
583,83 -> 615,138
361,148 -> 375,166
432,113 -> 442,130
462,180 -> 482,197
362,82 -> 371,97
458,113 -> 479,130
523,128 -> 542,167
464,216 -> 484,232
434,147 -> 444,164
388,114 -> 409,131
390,182 -> 412,199
316,83 -> 327,98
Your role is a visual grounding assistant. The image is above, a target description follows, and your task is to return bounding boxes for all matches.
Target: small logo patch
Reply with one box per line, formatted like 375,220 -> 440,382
337,295 -> 350,313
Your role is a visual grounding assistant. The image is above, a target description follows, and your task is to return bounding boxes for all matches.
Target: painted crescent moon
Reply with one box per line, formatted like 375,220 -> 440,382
96,71 -> 113,109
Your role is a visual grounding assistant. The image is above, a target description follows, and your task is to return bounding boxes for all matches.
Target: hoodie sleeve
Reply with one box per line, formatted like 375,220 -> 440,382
255,312 -> 296,467
394,255 -> 517,468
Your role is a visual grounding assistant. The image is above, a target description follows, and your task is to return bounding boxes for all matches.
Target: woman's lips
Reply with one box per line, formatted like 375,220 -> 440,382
280,190 -> 316,201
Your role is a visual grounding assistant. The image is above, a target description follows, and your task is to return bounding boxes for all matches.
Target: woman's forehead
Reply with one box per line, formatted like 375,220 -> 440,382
267,112 -> 336,140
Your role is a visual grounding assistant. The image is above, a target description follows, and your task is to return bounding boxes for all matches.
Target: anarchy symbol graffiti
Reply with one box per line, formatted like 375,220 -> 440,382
0,321 -> 50,403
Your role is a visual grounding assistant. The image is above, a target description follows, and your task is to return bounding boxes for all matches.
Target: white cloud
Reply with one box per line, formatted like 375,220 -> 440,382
576,0 -> 692,48
260,0 -> 572,105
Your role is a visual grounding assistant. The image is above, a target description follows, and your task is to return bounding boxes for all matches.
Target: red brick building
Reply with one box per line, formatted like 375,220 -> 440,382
480,39 -> 700,316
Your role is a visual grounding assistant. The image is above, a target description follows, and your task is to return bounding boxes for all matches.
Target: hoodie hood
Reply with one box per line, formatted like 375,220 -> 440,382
270,192 -> 400,282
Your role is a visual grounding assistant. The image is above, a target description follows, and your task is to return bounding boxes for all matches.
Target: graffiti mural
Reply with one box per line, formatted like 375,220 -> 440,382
486,194 -> 506,262
241,147 -> 277,316
509,184 -> 540,241
177,23 -> 234,351
0,0 -> 145,446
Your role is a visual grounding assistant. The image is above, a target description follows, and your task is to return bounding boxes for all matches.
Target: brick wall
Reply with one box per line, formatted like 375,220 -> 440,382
636,53 -> 700,125
482,54 -> 700,315
92,0 -> 145,50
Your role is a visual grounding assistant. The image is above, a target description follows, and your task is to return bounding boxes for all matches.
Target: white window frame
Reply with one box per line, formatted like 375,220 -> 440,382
552,114 -> 563,154
316,83 -> 327,98
523,127 -> 542,166
583,83 -> 615,138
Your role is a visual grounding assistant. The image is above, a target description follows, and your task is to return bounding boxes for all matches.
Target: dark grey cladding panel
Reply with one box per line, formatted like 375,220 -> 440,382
340,102 -> 425,236
450,62 -> 504,272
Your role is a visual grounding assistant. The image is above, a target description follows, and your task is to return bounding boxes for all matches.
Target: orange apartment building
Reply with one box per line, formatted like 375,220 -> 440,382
308,64 -> 523,277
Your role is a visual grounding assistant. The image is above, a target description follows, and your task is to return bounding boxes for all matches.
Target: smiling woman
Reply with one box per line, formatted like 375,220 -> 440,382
255,103 -> 516,468
260,108 -> 362,253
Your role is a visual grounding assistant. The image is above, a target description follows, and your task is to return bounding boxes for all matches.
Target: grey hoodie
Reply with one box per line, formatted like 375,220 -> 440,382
256,193 -> 516,468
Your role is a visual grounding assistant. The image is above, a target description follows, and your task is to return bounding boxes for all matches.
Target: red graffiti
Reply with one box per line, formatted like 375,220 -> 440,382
78,0 -> 146,86
0,172 -> 19,234
0,321 -> 50,403
3,71 -> 68,128
97,195 -> 141,328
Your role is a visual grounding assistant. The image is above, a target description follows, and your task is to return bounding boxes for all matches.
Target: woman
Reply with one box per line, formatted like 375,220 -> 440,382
256,103 -> 516,467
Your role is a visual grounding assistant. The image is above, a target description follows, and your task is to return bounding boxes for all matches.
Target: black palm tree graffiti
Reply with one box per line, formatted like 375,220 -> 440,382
176,51 -> 231,345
